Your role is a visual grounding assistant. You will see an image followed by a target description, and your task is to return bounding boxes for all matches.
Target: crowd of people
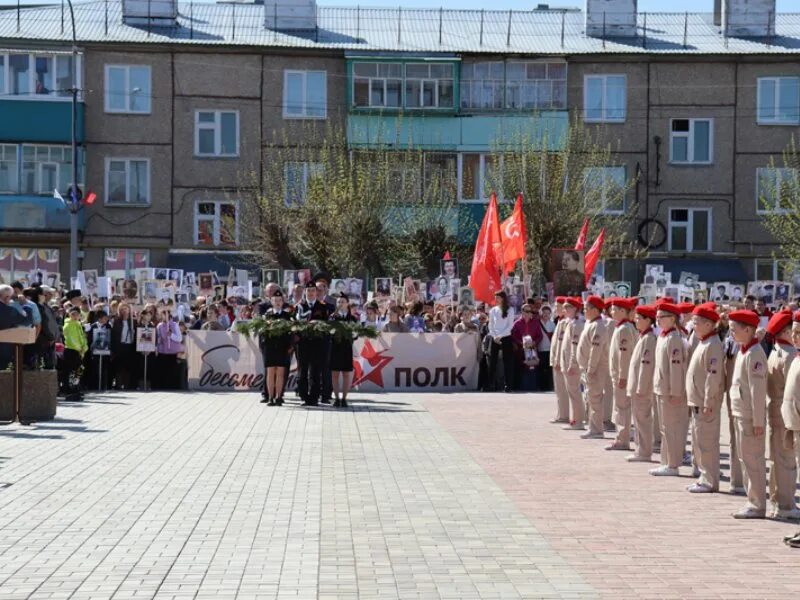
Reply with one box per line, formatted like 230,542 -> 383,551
548,293 -> 800,548
0,274 -> 558,402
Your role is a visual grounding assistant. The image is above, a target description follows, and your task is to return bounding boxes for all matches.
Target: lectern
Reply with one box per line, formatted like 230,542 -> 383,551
0,327 -> 37,422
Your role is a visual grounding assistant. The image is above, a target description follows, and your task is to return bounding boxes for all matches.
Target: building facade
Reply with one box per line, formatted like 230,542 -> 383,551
0,0 -> 798,288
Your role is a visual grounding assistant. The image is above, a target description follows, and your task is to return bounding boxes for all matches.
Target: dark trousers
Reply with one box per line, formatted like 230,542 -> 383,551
113,344 -> 136,389
489,336 -> 515,392
296,342 -> 324,403
538,351 -> 553,391
154,354 -> 178,390
59,348 -> 82,393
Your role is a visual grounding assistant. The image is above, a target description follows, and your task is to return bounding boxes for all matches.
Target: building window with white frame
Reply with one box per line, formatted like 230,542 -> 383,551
105,158 -> 150,206
668,208 -> 711,253
352,62 -> 403,108
283,70 -> 327,119
195,110 -> 239,157
405,63 -> 454,109
583,166 -> 626,214
458,153 -> 502,203
20,144 -> 78,195
0,52 -> 79,98
505,61 -> 567,110
194,200 -> 238,247
104,65 -> 151,113
460,61 -> 504,110
584,75 -> 626,122
0,144 -> 18,193
284,161 -> 324,205
757,77 -> 800,125
104,248 -> 150,278
670,118 -> 713,164
756,167 -> 797,214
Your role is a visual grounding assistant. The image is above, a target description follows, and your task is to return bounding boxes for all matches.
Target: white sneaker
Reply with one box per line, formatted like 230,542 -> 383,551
649,466 -> 679,477
776,507 -> 800,520
580,431 -> 604,440
733,506 -> 766,519
687,483 -> 715,493
626,455 -> 652,463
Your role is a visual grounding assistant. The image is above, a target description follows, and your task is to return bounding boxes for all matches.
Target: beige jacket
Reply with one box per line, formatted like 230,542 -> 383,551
730,341 -> 769,426
577,317 -> 609,382
627,329 -> 657,397
781,355 -> 800,432
654,329 -> 687,399
767,341 -> 797,419
550,318 -> 567,368
560,318 -> 584,373
609,320 -> 636,383
685,334 -> 725,409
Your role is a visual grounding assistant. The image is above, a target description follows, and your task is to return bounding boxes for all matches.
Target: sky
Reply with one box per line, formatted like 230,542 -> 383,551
0,0 -> 795,10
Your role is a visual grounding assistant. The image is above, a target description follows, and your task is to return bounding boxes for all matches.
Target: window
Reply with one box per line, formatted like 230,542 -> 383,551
423,153 -> 458,202
0,53 -> 78,99
284,162 -> 324,205
104,248 -> 149,278
757,77 -> 800,125
458,153 -> 502,203
583,166 -> 626,214
20,145 -> 79,195
352,62 -> 403,108
104,65 -> 151,113
283,70 -> 326,119
405,63 -> 454,109
0,248 -> 59,283
668,208 -> 711,252
0,145 -> 18,194
670,119 -> 713,164
460,61 -> 504,110
755,259 -> 795,282
506,61 -> 567,110
195,111 -> 239,157
105,158 -> 150,206
584,75 -> 626,122
194,201 -> 238,247
756,167 -> 797,214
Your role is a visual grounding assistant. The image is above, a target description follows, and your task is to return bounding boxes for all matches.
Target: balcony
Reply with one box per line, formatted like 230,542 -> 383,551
347,111 -> 569,151
0,99 -> 85,144
0,195 -> 84,233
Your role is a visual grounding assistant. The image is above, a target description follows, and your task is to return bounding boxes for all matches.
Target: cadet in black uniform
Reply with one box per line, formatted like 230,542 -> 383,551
259,289 -> 292,406
330,293 -> 357,408
295,282 -> 331,405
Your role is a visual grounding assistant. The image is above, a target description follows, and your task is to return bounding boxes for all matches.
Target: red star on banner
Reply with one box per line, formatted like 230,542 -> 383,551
352,340 -> 394,388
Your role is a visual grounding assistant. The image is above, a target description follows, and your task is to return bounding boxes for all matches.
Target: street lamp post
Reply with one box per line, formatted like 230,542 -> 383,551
65,0 -> 80,279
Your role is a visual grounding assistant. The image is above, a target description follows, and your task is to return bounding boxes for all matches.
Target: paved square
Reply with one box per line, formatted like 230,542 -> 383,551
0,392 -> 590,600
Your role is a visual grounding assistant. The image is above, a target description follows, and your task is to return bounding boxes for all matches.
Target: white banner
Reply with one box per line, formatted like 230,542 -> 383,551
186,331 -> 480,393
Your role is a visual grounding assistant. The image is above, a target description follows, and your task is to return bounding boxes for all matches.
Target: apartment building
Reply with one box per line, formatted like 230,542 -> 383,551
0,0 -> 798,287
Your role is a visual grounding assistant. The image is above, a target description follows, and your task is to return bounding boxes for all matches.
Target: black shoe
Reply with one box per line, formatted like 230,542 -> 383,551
303,400 -> 318,406
268,399 -> 276,406
320,397 -> 331,405
340,399 -> 348,408
275,397 -> 284,406
260,396 -> 269,404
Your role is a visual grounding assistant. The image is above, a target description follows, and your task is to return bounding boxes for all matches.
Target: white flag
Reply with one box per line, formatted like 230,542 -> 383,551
54,189 -> 66,205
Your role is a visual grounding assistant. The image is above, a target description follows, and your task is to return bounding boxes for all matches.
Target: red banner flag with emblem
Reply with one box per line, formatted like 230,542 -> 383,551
574,218 -> 590,251
583,227 -> 605,286
469,193 -> 503,304
501,193 -> 526,274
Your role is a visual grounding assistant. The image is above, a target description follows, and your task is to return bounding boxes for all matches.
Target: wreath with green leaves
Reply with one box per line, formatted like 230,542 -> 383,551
235,319 -> 379,344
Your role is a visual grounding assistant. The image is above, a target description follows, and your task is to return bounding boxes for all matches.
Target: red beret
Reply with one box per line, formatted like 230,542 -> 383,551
729,310 -> 760,328
555,296 -> 567,304
767,310 -> 793,336
565,297 -> 582,309
677,302 -> 696,314
635,304 -> 657,321
607,298 -> 631,309
585,295 -> 605,311
657,296 -> 675,304
656,302 -> 681,316
795,311 -> 800,323
691,304 -> 720,323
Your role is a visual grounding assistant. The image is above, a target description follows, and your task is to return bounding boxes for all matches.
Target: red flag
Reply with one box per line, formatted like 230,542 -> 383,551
469,193 -> 503,304
584,227 -> 605,286
574,218 -> 590,251
501,193 -> 526,274
442,250 -> 451,260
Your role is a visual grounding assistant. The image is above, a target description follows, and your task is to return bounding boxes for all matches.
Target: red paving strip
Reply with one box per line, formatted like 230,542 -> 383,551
424,393 -> 800,600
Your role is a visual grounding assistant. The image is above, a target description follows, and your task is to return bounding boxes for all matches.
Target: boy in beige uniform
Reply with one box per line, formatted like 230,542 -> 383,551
627,304 -> 658,462
603,309 -> 617,432
728,309 -> 769,519
650,302 -> 689,476
723,327 -> 745,494
765,310 -> 800,519
576,295 -> 609,439
685,303 -> 724,493
781,316 -> 800,546
606,298 -> 637,451
550,297 -> 570,424
560,297 -> 585,430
